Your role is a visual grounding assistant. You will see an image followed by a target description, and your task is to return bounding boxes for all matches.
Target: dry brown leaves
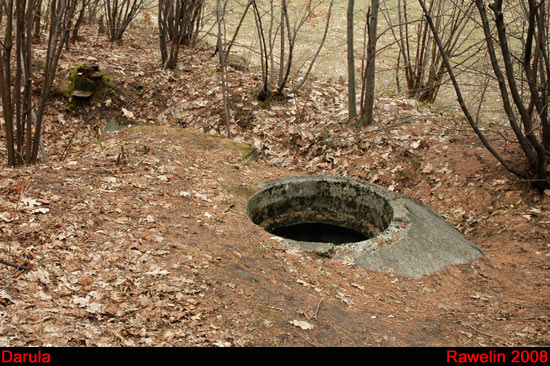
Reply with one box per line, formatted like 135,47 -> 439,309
0,22 -> 549,346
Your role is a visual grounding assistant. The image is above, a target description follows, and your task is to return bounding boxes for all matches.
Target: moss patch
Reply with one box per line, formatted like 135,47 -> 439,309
224,140 -> 252,158
225,183 -> 258,198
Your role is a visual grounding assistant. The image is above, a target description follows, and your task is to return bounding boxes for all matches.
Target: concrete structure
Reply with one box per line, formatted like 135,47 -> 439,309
247,176 -> 484,278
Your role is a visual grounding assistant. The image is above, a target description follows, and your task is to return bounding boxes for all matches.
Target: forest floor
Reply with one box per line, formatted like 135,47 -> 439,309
0,25 -> 549,347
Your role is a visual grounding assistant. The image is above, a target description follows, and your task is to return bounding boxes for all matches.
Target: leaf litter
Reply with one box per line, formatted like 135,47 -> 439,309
0,23 -> 548,346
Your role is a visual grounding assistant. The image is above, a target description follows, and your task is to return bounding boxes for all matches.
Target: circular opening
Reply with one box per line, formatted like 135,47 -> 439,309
272,222 -> 369,244
247,176 -> 393,245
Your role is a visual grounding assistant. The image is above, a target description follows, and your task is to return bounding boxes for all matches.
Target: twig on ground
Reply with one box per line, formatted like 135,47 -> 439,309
291,327 -> 320,347
0,259 -> 28,271
314,299 -> 323,320
463,323 -> 510,346
2,261 -> 29,291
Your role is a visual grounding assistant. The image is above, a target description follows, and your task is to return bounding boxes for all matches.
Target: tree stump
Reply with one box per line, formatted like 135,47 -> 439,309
61,64 -> 109,109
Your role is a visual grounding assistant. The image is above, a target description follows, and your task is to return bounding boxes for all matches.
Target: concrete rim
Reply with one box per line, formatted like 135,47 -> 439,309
248,175 -> 485,278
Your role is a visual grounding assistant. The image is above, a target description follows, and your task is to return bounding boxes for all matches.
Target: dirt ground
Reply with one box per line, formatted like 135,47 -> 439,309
0,24 -> 549,347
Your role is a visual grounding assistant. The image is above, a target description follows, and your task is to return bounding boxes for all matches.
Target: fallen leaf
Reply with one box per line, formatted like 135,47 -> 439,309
0,290 -> 14,306
147,268 -> 170,276
0,213 -> 13,222
21,197 -> 40,208
122,108 -> 134,118
289,320 -> 314,330
32,207 -> 50,214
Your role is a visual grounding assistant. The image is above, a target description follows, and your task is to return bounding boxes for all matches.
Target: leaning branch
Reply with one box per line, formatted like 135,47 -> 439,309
417,0 -> 526,178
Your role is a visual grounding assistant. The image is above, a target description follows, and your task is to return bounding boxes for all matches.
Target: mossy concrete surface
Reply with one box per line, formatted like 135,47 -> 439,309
247,175 -> 484,278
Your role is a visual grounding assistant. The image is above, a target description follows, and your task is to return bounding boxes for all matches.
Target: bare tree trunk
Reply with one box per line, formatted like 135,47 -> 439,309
252,0 -> 269,101
87,0 -> 102,24
224,0 -> 253,60
33,0 -> 43,41
418,0 -> 550,191
276,0 -> 293,95
0,0 -> 77,165
71,0 -> 90,45
0,0 -> 17,166
31,0 -> 79,162
0,0 -> 35,165
359,0 -> 379,127
292,0 -> 333,92
386,0 -> 476,103
347,0 -> 357,122
216,0 -> 231,138
158,0 -> 205,69
103,0 -> 144,42
252,0 -> 331,99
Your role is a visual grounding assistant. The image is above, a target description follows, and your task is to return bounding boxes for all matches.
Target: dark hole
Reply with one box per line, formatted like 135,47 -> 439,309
271,223 -> 369,245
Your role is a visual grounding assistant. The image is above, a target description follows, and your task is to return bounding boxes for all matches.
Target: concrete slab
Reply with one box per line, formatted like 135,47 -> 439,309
247,175 -> 484,278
